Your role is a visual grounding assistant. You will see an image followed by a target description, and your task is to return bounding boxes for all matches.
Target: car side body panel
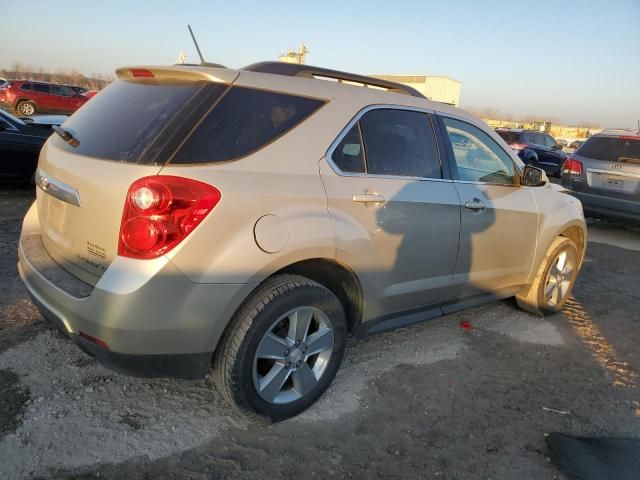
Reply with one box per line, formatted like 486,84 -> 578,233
529,183 -> 587,278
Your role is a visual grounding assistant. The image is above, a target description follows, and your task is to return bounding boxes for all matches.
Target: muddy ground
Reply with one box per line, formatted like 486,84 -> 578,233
0,189 -> 639,479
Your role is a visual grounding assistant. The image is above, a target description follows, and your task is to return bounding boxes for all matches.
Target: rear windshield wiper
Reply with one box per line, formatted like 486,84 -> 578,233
52,125 -> 80,147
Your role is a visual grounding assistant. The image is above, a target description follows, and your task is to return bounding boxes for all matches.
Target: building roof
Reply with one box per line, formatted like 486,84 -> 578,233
369,74 -> 461,85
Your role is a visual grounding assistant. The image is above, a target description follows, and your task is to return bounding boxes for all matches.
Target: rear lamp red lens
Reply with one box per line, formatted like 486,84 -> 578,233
562,158 -> 583,175
118,176 -> 221,259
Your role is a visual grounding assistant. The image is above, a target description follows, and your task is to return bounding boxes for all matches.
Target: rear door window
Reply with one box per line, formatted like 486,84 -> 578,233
32,84 -> 50,94
51,85 -> 72,97
524,132 -> 542,145
52,80 -> 220,162
171,87 -> 325,164
578,136 -> 640,164
358,109 -> 441,178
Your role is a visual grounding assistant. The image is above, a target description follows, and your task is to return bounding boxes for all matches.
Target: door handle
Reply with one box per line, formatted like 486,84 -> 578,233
464,200 -> 486,211
352,193 -> 386,205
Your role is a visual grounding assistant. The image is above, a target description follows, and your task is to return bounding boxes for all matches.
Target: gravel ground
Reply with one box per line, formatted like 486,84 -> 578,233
0,190 -> 639,479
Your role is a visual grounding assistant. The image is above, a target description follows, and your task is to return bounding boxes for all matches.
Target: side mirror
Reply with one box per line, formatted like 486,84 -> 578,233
521,165 -> 546,187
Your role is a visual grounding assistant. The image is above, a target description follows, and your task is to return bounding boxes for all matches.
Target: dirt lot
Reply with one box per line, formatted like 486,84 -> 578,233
1,189 -> 639,479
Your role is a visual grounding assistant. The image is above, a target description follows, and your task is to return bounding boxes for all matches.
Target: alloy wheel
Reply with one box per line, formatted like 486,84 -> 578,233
252,306 -> 335,405
544,248 -> 576,307
18,103 -> 35,116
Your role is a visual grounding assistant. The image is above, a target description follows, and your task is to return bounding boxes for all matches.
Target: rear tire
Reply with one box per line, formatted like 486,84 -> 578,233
213,274 -> 347,421
516,236 -> 580,316
16,101 -> 36,116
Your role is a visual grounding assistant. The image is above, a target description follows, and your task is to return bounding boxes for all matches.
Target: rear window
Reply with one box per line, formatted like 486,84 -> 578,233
33,84 -> 49,93
578,136 -> 640,164
170,87 -> 325,164
53,80 -> 215,162
496,131 -> 521,144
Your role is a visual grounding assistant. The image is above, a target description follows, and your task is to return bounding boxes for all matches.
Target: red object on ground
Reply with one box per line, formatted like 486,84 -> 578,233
460,320 -> 473,331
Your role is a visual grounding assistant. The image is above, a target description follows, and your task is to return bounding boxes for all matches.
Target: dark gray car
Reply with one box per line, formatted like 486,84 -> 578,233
561,130 -> 640,222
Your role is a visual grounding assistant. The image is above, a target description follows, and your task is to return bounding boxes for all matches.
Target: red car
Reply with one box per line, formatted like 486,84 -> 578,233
0,80 -> 89,116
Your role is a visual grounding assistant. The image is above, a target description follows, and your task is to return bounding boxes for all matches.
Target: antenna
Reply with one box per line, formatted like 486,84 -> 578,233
188,25 -> 205,64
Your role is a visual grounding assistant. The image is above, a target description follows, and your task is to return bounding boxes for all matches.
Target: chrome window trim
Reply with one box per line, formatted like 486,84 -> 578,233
325,104 -> 449,181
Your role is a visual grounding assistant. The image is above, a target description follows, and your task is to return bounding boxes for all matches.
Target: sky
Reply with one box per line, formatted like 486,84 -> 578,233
2,0 -> 639,128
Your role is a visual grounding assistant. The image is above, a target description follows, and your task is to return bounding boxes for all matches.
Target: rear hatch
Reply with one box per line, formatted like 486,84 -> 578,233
566,134 -> 640,215
571,135 -> 640,195
35,66 -> 237,285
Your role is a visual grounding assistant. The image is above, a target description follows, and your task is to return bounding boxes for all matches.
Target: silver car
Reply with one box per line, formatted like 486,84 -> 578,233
561,130 -> 640,222
18,62 -> 586,420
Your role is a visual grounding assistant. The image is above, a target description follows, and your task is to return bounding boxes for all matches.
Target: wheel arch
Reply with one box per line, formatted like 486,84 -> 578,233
271,258 -> 363,333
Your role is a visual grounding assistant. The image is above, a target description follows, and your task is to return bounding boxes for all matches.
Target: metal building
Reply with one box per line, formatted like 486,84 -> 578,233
370,74 -> 462,106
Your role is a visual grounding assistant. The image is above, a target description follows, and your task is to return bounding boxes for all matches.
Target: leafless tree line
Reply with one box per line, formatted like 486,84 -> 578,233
1,62 -> 113,90
463,105 -> 601,129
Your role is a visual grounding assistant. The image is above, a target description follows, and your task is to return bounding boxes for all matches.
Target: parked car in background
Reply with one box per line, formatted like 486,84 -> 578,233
561,130 -> 640,222
21,114 -> 69,128
0,80 -> 89,116
0,109 -> 66,184
495,129 -> 567,177
18,62 -> 586,421
83,90 -> 98,99
569,140 -> 585,150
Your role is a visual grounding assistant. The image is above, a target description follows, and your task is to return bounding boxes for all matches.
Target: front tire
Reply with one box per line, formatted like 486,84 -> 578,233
16,101 -> 36,116
213,275 -> 347,421
516,236 -> 580,316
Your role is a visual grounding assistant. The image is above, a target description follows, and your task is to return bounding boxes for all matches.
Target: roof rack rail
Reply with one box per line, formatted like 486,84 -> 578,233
242,61 -> 426,99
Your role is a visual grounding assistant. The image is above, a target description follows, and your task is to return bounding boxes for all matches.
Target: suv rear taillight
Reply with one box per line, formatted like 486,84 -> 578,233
118,176 -> 221,259
509,143 -> 527,151
563,157 -> 583,175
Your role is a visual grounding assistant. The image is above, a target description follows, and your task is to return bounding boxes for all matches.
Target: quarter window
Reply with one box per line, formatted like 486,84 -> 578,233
442,117 -> 515,185
359,109 -> 441,178
332,124 -> 366,173
172,87 -> 325,164
20,83 -> 32,91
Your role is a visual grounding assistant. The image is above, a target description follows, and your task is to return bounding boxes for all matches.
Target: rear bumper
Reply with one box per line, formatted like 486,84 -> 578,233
18,216 -> 257,379
25,285 -> 211,378
562,188 -> 640,223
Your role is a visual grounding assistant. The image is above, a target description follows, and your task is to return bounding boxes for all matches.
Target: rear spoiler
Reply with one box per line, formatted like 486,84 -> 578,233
115,65 -> 238,85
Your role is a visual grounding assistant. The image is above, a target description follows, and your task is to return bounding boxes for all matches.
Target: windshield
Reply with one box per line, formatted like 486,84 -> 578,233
0,108 -> 25,126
